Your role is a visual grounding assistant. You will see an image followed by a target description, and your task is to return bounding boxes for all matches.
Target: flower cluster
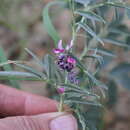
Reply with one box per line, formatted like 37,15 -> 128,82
53,40 -> 76,72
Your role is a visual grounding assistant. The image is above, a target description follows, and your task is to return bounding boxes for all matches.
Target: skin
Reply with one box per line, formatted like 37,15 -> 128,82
0,84 -> 77,130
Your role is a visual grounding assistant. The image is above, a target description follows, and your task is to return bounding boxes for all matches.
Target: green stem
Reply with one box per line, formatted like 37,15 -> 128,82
59,94 -> 64,112
58,71 -> 68,112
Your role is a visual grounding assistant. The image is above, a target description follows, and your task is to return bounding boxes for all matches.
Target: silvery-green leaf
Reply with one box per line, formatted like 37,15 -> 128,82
89,48 -> 116,57
14,63 -> 46,79
65,99 -> 102,106
78,23 -> 104,45
0,71 -> 42,81
74,0 -> 91,5
102,38 -> 130,48
25,48 -> 43,66
75,11 -> 106,23
0,48 -> 20,88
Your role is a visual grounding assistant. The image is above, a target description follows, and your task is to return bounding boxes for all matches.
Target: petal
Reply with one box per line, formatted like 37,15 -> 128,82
67,57 -> 76,64
53,48 -> 65,54
58,40 -> 63,50
66,40 -> 74,50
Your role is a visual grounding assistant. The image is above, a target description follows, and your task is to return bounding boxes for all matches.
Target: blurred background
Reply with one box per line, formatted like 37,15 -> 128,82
0,0 -> 130,130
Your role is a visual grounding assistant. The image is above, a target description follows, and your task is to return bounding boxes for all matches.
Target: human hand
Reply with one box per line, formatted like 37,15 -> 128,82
0,84 -> 77,130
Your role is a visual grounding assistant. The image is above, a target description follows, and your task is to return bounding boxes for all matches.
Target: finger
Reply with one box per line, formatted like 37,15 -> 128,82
0,84 -> 58,117
0,112 -> 78,130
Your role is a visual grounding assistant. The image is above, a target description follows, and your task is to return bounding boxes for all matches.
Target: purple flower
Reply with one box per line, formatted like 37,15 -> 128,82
53,40 -> 76,72
57,87 -> 65,94
68,71 -> 80,85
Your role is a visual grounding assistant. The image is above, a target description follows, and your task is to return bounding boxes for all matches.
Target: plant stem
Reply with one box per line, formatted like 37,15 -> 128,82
58,72 -> 68,112
59,94 -> 64,112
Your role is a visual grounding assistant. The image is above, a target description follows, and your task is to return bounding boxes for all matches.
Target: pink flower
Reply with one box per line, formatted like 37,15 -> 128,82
53,48 -> 65,54
57,87 -> 65,94
53,40 -> 65,54
67,56 -> 76,65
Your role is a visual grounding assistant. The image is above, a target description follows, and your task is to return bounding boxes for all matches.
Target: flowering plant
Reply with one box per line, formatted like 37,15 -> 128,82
0,0 -> 130,129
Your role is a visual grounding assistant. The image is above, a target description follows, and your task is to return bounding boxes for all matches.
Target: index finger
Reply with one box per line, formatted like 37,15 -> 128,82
0,84 -> 58,117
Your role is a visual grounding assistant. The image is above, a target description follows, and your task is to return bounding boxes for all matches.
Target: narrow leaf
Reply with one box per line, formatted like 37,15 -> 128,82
65,100 -> 102,106
25,48 -> 43,66
102,38 -> 130,48
75,11 -> 106,23
78,23 -> 104,45
89,48 -> 116,57
0,71 -> 42,81
43,1 -> 64,46
0,48 -> 20,88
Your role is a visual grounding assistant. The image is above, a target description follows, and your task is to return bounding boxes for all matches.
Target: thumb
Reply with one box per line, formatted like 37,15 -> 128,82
0,112 -> 78,130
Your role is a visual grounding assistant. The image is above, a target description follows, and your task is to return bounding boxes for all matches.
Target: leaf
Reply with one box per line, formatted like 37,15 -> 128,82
107,1 -> 130,10
65,99 -> 102,106
84,70 -> 107,90
0,71 -> 42,81
43,1 -> 65,46
88,48 -> 116,57
74,0 -> 92,5
75,110 -> 88,130
42,54 -> 55,80
63,84 -> 100,99
84,54 -> 104,65
108,27 -> 130,36
14,63 -> 46,79
109,63 -> 130,90
78,23 -> 104,45
75,11 -> 106,24
0,47 -> 20,89
102,38 -> 130,48
68,52 -> 107,99
25,48 -> 43,66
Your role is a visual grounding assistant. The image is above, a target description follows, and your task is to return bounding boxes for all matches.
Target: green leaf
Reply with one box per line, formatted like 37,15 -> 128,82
14,63 -> 46,79
75,11 -> 106,24
43,1 -> 65,46
0,47 -> 20,89
65,99 -> 102,106
43,54 -> 55,80
102,38 -> 130,48
63,84 -> 100,98
107,1 -> 130,10
88,48 -> 116,57
108,28 -> 130,36
75,110 -> 88,130
83,54 -> 103,65
78,23 -> 104,45
84,70 -> 107,90
0,71 -> 42,81
25,48 -> 43,66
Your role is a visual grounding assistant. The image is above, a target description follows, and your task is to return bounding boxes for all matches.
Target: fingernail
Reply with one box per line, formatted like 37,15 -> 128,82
50,114 -> 77,130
